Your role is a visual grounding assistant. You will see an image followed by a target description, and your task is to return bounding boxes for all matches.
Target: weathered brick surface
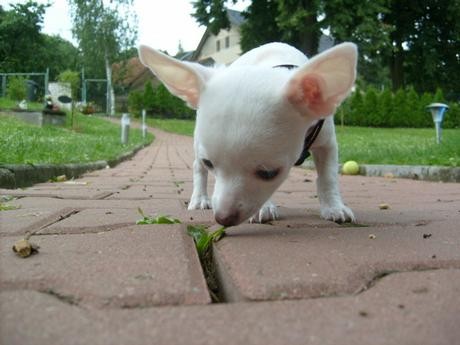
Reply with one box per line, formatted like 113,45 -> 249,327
1,269 -> 459,345
0,225 -> 210,308
213,220 -> 460,302
1,127 -> 460,344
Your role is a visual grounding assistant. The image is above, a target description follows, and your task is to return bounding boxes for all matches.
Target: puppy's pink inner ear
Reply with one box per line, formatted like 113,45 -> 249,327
288,73 -> 332,117
301,75 -> 323,106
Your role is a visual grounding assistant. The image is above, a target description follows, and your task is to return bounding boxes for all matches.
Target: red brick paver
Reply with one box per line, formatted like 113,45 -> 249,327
1,128 -> 460,345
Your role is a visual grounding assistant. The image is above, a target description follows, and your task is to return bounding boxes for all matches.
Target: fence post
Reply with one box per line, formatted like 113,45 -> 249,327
142,109 -> 147,139
81,68 -> 86,103
121,113 -> 130,144
44,68 -> 49,95
1,75 -> 6,97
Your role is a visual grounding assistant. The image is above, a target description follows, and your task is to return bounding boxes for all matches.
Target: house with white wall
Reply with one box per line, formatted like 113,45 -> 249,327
191,9 -> 334,66
191,9 -> 244,65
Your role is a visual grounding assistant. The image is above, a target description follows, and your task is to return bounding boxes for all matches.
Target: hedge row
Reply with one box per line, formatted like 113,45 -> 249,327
337,87 -> 460,128
128,81 -> 194,119
128,81 -> 459,128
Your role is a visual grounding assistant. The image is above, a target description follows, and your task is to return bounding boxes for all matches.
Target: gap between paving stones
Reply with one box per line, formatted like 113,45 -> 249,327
184,214 -> 460,304
210,244 -> 460,303
3,127 -> 459,312
5,197 -> 458,306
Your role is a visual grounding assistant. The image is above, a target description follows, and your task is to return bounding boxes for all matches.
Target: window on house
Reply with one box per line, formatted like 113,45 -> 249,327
225,36 -> 230,48
216,40 -> 220,52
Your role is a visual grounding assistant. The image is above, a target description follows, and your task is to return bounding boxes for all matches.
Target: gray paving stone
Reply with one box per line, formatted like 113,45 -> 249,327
1,269 -> 459,345
0,225 -> 210,308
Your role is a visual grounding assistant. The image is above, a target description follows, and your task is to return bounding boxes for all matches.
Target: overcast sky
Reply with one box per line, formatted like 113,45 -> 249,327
3,0 -> 249,55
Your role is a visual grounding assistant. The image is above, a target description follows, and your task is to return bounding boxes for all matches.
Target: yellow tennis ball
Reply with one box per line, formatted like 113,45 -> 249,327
342,161 -> 360,175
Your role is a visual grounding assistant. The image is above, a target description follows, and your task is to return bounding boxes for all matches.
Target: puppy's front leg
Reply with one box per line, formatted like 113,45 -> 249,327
188,158 -> 212,210
310,130 -> 355,223
249,199 -> 278,223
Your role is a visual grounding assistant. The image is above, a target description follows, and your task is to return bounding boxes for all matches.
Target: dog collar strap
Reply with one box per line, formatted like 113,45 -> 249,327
273,64 -> 298,70
294,119 -> 325,166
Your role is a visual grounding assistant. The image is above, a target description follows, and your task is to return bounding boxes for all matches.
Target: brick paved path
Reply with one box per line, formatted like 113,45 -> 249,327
1,128 -> 460,345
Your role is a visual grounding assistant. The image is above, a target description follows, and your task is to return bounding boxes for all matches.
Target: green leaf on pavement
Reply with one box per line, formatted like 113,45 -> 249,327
136,207 -> 181,225
186,225 -> 226,256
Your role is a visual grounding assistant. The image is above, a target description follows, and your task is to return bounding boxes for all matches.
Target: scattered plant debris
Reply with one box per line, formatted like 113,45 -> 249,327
50,175 -> 67,182
63,180 -> 89,185
0,196 -> 20,211
136,207 -> 181,225
187,225 -> 226,256
0,202 -> 20,211
12,232 -> 39,258
359,310 -> 369,317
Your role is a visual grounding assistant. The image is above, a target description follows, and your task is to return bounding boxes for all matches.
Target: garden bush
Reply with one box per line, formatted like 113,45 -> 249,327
58,70 -> 80,99
128,89 -> 144,117
7,76 -> 27,101
339,87 -> 460,128
127,81 -> 195,119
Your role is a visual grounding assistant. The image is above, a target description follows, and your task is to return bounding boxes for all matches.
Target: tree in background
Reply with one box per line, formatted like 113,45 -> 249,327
40,35 -> 80,81
192,0 -> 460,98
239,0 -> 282,52
0,2 -> 47,72
394,0 -> 460,97
68,0 -> 137,115
0,3 -> 79,82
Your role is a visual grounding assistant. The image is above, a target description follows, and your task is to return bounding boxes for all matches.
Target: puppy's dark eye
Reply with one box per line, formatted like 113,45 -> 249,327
202,159 -> 214,169
256,168 -> 281,181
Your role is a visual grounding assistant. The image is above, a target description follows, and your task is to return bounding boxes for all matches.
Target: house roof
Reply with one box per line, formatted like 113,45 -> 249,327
175,51 -> 195,61
227,8 -> 245,26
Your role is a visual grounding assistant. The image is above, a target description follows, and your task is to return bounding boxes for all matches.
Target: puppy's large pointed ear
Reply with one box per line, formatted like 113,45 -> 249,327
138,45 -> 214,109
285,42 -> 357,118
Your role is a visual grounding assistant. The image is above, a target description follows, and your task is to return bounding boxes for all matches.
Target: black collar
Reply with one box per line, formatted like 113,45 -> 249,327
273,64 -> 298,70
294,119 -> 325,166
272,64 -> 324,166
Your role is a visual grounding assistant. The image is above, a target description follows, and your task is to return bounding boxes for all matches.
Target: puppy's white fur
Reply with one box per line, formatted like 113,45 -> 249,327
139,42 -> 357,226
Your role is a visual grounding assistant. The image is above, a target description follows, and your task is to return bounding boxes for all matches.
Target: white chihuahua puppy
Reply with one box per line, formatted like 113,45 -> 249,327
139,42 -> 357,227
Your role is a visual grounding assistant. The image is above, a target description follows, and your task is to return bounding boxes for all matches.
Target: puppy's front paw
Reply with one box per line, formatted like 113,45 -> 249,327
188,194 -> 212,210
249,201 -> 279,223
320,204 -> 355,223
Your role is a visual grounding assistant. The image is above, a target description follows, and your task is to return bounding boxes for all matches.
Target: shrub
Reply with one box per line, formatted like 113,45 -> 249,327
128,82 -> 195,119
128,90 -> 144,117
339,87 -> 459,128
58,70 -> 80,99
143,81 -> 155,111
7,76 -> 27,101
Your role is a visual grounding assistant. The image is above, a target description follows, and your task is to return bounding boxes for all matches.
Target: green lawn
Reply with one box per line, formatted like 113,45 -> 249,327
0,98 -> 43,111
147,118 -> 196,136
0,113 -> 153,164
147,118 -> 459,167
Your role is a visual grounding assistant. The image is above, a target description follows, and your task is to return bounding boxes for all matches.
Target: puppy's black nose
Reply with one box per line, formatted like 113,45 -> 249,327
215,211 -> 240,227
